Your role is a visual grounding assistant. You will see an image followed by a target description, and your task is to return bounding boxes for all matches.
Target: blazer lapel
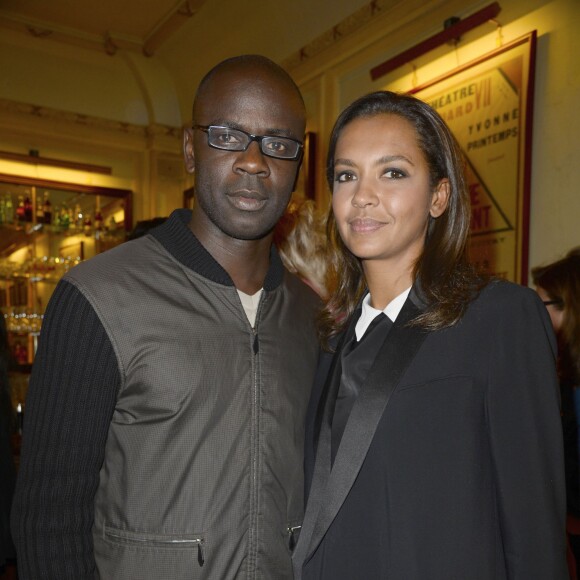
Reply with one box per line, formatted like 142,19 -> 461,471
293,313 -> 358,576
301,294 -> 428,566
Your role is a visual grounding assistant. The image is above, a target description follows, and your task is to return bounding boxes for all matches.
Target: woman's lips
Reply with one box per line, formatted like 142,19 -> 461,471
349,217 -> 386,233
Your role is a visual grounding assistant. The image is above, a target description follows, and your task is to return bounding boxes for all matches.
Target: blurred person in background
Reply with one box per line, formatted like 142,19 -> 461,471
534,248 -> 580,578
274,198 -> 331,299
0,313 -> 16,579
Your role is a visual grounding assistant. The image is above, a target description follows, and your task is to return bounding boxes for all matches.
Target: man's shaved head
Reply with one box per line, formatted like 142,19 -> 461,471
192,54 -> 305,122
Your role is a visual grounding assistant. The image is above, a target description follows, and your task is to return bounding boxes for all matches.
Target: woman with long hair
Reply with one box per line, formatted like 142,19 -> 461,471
293,91 -> 567,579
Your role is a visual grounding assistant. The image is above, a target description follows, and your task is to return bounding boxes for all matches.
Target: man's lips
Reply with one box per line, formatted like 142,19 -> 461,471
348,217 -> 386,233
227,190 -> 268,211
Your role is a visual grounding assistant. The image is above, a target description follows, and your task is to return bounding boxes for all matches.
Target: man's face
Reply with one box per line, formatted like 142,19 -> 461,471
185,67 -> 305,241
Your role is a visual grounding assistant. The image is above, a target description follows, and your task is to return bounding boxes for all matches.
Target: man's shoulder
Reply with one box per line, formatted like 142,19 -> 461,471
64,235 -> 162,284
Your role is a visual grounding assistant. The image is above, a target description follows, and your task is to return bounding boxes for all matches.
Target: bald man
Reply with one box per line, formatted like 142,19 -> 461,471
12,55 -> 320,580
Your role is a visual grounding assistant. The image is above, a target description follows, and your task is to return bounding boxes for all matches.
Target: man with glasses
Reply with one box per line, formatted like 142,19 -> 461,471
12,55 -> 320,580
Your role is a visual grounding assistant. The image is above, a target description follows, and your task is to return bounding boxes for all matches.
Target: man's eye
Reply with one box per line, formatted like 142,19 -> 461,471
215,130 -> 242,145
264,140 -> 289,153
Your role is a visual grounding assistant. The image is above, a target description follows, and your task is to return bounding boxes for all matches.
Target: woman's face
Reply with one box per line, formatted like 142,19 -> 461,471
331,113 -> 448,273
535,286 -> 565,332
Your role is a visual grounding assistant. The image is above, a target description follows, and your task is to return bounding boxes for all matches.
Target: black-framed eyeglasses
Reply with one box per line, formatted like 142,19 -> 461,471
543,299 -> 563,307
192,125 -> 303,160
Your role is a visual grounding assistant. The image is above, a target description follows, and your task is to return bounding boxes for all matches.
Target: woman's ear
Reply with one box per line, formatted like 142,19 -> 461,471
430,178 -> 450,218
183,128 -> 195,174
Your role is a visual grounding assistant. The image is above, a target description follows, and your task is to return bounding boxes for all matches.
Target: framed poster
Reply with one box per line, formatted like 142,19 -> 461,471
295,132 -> 317,200
409,32 -> 536,284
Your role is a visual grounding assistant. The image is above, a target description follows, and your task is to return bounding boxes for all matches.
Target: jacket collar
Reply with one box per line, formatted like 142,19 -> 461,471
150,208 -> 285,291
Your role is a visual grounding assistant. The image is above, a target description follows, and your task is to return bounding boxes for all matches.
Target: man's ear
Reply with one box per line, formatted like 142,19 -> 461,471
430,178 -> 450,218
183,128 -> 195,174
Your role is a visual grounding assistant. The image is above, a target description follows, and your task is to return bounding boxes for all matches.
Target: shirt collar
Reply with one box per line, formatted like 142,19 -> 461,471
150,208 -> 285,290
355,286 -> 411,341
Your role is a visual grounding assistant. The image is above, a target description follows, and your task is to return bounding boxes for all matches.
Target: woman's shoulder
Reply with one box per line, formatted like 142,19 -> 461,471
472,278 -> 542,315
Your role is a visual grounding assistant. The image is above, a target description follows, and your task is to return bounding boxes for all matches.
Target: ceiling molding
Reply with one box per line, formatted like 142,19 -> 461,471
0,98 -> 182,140
282,0 -> 400,70
0,11 -> 143,54
143,0 -> 208,57
0,2 -> 209,57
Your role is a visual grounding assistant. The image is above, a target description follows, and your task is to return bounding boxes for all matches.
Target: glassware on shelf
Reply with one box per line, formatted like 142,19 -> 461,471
3,308 -> 44,335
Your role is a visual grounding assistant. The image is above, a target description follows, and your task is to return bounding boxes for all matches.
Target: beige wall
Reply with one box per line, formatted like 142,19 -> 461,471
0,27 -> 186,224
0,0 -> 578,274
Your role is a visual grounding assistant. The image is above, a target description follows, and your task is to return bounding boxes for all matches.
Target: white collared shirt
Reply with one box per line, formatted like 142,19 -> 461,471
354,287 -> 412,341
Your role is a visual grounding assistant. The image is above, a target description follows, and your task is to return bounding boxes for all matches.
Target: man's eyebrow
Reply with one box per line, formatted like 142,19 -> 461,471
203,120 -> 299,139
264,128 -> 297,138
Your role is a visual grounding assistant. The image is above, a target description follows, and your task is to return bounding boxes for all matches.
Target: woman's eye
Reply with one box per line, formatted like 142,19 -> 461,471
384,169 -> 406,179
335,171 -> 356,183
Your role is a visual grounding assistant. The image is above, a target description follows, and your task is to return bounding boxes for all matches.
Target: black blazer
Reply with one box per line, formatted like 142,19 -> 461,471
294,280 -> 567,580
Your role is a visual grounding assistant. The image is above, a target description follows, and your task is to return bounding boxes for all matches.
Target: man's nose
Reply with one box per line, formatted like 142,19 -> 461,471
233,141 -> 270,176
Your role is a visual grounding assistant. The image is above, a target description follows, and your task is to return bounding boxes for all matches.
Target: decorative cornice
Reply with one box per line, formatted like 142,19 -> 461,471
282,0 -> 400,70
143,0 -> 207,57
0,2 -> 208,57
0,150 -> 112,174
0,98 -> 181,139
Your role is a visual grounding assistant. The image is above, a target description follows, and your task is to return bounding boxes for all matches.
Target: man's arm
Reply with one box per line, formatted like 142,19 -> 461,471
11,280 -> 120,580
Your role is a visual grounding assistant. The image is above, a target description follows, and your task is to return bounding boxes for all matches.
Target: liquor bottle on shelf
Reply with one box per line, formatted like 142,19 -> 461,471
42,191 -> 52,224
35,194 -> 45,223
60,204 -> 71,231
74,203 -> 83,231
4,194 -> 14,224
16,195 -> 26,222
24,194 -> 33,222
94,209 -> 103,230
0,196 -> 5,224
83,212 -> 92,237
52,204 -> 61,231
14,342 -> 28,366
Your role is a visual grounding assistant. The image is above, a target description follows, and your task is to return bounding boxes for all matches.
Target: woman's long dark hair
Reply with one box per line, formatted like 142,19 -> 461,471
319,91 -> 485,350
532,249 -> 580,384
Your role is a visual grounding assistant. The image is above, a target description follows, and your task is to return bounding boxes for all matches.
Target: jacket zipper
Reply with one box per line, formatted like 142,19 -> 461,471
287,525 -> 302,551
104,531 -> 205,566
248,296 -> 265,576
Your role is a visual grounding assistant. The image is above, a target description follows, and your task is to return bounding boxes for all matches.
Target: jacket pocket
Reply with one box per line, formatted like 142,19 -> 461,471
103,524 -> 206,566
285,522 -> 302,552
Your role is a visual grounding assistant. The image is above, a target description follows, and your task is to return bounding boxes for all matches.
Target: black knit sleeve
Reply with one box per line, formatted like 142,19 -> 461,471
10,279 -> 120,580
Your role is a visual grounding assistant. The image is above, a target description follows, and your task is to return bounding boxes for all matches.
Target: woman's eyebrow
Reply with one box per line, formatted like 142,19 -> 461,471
374,154 -> 414,166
